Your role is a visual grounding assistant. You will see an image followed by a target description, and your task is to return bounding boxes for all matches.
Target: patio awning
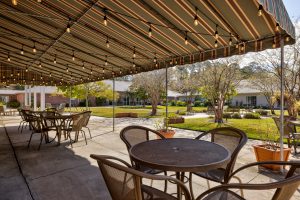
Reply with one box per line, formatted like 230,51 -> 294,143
0,0 -> 295,86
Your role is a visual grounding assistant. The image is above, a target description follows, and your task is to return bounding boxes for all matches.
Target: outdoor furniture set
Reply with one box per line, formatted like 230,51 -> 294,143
91,125 -> 300,200
18,109 -> 91,150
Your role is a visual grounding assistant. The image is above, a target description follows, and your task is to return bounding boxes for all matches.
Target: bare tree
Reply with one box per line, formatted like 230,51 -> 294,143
251,23 -> 300,117
197,59 -> 242,123
247,64 -> 279,114
169,65 -> 199,112
130,70 -> 166,115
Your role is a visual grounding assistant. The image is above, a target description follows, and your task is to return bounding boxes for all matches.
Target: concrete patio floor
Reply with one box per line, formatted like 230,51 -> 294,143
1,115 -> 300,200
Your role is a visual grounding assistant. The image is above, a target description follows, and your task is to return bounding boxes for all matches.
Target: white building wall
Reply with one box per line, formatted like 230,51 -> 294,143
231,93 -> 269,107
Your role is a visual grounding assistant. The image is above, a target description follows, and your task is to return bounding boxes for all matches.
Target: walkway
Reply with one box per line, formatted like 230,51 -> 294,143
1,115 -> 300,200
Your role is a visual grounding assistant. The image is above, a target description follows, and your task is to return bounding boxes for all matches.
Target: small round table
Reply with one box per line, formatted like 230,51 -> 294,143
129,138 -> 231,199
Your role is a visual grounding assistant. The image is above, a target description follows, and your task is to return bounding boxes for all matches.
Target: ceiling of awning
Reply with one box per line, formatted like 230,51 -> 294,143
0,0 -> 295,86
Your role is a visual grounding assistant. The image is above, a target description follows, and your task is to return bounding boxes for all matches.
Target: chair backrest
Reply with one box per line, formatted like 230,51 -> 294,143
27,114 -> 44,133
46,103 -> 52,108
0,106 -> 4,113
81,111 -> 92,127
196,127 -> 248,182
272,117 -> 296,137
197,161 -> 300,200
70,113 -> 85,131
18,109 -> 26,120
120,125 -> 166,151
90,154 -> 191,200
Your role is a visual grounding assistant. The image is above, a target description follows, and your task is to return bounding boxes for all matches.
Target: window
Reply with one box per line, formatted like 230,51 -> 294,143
246,96 -> 257,107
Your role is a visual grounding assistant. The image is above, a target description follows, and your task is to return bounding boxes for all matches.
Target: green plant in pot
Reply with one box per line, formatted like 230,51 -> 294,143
252,124 -> 291,171
154,116 -> 175,139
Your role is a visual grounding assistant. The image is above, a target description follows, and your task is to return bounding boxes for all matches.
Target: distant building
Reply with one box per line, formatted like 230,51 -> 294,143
230,80 -> 271,108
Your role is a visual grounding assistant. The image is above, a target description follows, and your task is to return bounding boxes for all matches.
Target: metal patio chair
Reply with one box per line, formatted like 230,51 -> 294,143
196,161 -> 300,200
81,111 -> 92,139
189,127 -> 248,199
27,114 -> 49,150
120,125 -> 168,192
273,117 -> 300,154
64,113 -> 87,147
90,154 -> 191,200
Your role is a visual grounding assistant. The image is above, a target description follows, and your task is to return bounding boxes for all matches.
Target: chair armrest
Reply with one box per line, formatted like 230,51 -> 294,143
197,174 -> 300,200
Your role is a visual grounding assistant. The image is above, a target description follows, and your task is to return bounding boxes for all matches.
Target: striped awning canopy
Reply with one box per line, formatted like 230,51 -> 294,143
0,0 -> 295,86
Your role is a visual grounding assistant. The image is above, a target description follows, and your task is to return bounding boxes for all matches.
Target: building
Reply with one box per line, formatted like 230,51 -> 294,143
230,80 -> 270,108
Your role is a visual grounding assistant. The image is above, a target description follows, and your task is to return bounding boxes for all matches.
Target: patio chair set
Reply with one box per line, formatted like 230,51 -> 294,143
17,109 -> 92,150
91,125 -> 300,200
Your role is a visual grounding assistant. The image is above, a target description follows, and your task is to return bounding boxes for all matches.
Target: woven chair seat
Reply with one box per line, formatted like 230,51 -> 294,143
201,189 -> 245,200
142,185 -> 177,200
194,168 -> 226,183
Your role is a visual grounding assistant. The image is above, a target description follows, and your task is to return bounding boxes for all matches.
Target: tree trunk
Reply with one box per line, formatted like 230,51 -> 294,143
214,99 -> 224,123
142,100 -> 145,108
151,104 -> 157,115
286,97 -> 297,118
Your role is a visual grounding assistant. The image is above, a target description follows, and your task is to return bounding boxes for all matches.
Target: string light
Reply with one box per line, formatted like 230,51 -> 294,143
272,37 -> 276,48
66,24 -> 71,33
33,42 -> 37,53
133,62 -> 136,68
37,0 -> 42,2
72,50 -> 75,61
214,25 -> 219,39
258,5 -> 263,16
214,40 -> 218,48
105,55 -> 108,66
49,73 -> 52,77
20,45 -> 24,55
275,23 -> 280,32
102,68 -> 105,73
194,7 -> 199,26
82,61 -> 85,69
66,67 -> 69,72
39,62 -> 42,67
241,43 -> 245,51
185,31 -> 188,45
103,11 -> 108,26
235,42 -> 239,49
54,54 -> 57,64
229,37 -> 232,46
26,67 -> 28,72
106,37 -> 110,48
148,23 -> 152,37
7,54 -> 10,61
285,36 -> 290,42
154,53 -> 157,63
12,0 -> 17,6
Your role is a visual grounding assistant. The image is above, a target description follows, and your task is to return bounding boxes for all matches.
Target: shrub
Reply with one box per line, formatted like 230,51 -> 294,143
178,111 -> 186,115
232,113 -> 242,119
193,101 -> 202,107
6,100 -> 20,108
255,109 -> 269,116
176,101 -> 186,107
244,113 -> 261,119
223,112 -> 232,119
170,100 -> 176,106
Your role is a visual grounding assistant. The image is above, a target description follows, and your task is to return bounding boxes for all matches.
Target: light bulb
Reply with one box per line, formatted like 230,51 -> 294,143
103,15 -> 107,26
7,55 -> 10,61
285,36 -> 290,42
258,5 -> 263,16
26,67 -> 28,72
82,62 -> 85,69
214,40 -> 218,48
235,43 -> 239,49
33,44 -> 36,53
12,0 -> 17,6
154,57 -> 157,63
49,73 -> 52,77
215,30 -> 219,39
194,15 -> 198,26
241,44 -> 244,51
272,41 -> 276,48
37,0 -> 42,2
106,40 -> 110,48
275,23 -> 279,32
133,63 -> 136,67
66,25 -> 71,33
72,51 -> 75,61
66,68 -> 69,72
148,25 -> 152,37
39,63 -> 42,67
229,38 -> 232,46
105,61 -> 108,66
21,45 -> 24,54
185,37 -> 188,45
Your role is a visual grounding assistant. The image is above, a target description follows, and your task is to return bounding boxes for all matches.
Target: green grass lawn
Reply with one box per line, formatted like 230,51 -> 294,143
68,105 -> 207,118
171,117 -> 282,141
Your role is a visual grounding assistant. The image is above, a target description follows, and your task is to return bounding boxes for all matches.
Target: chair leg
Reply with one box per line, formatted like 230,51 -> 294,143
68,131 -> 73,148
38,132 -> 44,150
82,130 -> 87,145
18,121 -> 22,131
206,179 -> 210,189
163,171 -> 168,193
27,132 -> 34,149
189,173 -> 195,200
232,175 -> 244,197
86,127 -> 92,139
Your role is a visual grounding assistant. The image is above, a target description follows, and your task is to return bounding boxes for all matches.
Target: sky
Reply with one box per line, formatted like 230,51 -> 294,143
283,0 -> 300,20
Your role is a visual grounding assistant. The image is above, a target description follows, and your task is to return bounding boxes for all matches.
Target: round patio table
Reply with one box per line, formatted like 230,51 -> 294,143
130,138 -> 231,199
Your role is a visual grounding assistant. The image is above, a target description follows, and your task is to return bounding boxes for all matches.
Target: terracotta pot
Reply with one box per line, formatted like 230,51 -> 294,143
253,144 -> 291,170
157,130 -> 175,139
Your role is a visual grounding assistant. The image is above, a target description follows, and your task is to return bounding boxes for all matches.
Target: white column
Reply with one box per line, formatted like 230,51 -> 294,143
41,86 -> 45,111
28,85 -> 32,107
24,85 -> 28,106
33,89 -> 37,111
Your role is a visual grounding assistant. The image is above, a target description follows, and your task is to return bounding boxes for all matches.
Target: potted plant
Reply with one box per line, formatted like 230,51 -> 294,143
253,130 -> 291,171
154,118 -> 175,139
